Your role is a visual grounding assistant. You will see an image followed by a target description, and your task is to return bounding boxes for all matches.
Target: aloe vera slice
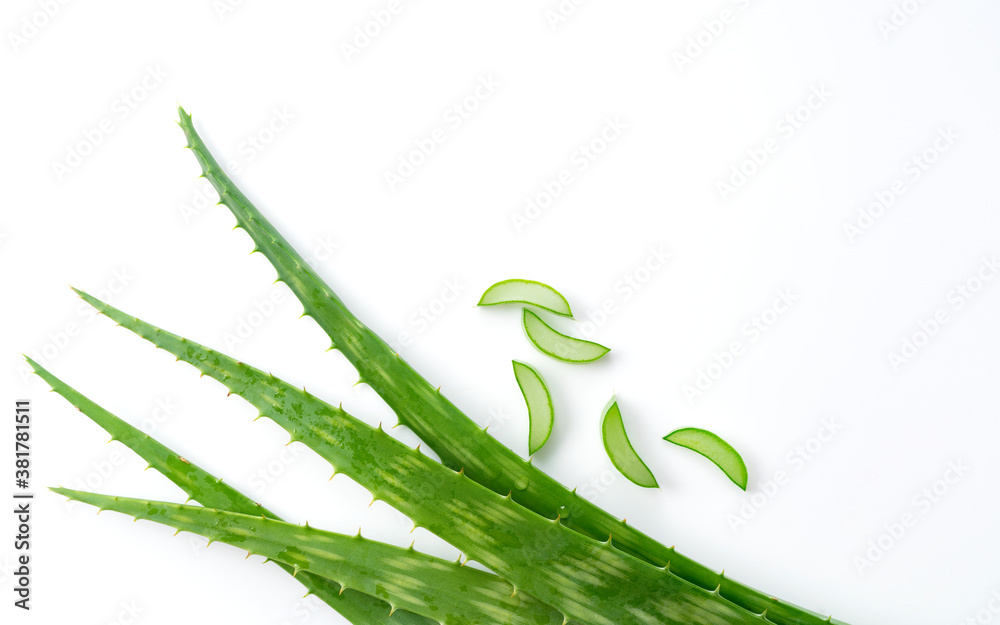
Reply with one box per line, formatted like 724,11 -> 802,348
511,360 -> 554,455
664,428 -> 748,491
478,279 -> 573,317
601,399 -> 658,489
522,309 -> 609,363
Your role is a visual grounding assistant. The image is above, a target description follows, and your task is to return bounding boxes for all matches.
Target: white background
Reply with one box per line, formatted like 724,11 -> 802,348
3,1 -> 1000,624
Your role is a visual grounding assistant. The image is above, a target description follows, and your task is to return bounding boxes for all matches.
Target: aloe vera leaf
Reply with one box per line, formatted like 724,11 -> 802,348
600,399 -> 658,489
511,361 -> 554,455
176,109 -> 847,625
478,279 -> 573,317
522,309 -> 610,363
26,357 -> 437,625
51,489 -> 565,625
664,428 -> 749,491
75,289 -> 774,625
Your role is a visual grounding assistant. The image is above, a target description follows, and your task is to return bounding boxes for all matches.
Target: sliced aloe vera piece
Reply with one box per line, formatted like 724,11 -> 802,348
601,398 -> 658,489
511,360 -> 554,455
664,428 -> 748,490
478,279 -> 573,317
522,309 -> 609,363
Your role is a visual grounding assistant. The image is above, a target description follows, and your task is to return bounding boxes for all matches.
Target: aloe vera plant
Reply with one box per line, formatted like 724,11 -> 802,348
30,358 -> 540,625
59,489 -> 569,625
36,108 -> 856,625
175,108 -> 844,625
71,288 -> 773,625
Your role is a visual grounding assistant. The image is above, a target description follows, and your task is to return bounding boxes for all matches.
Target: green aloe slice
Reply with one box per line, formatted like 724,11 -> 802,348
601,399 -> 658,489
664,428 -> 749,491
478,279 -> 573,317
511,360 -> 554,455
522,309 -> 609,363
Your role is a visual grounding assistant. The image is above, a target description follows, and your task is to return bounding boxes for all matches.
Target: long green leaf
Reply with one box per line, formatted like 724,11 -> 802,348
177,107 -> 845,625
52,489 -> 564,625
28,357 -> 438,625
75,288 -> 767,625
